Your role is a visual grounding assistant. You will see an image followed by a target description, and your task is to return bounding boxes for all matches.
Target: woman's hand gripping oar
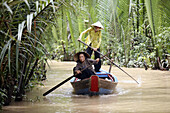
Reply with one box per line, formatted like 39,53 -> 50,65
43,64 -> 93,96
78,40 -> 139,84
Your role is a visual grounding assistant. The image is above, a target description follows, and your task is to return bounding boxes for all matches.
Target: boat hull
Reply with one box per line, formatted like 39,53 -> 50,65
70,69 -> 118,95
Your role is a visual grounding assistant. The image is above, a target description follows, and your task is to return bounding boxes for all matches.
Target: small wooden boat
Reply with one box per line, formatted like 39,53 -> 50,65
70,69 -> 118,95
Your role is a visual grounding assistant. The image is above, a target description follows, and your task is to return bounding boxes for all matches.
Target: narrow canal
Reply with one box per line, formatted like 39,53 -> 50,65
2,61 -> 170,113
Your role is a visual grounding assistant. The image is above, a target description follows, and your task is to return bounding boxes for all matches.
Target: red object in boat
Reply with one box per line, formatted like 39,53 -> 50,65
90,75 -> 99,92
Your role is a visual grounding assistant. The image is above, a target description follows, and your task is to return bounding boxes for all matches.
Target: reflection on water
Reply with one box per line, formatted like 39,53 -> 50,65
2,61 -> 170,113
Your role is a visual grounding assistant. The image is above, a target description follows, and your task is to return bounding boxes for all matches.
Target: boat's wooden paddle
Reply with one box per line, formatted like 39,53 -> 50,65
43,75 -> 74,96
78,40 -> 139,84
43,63 -> 92,96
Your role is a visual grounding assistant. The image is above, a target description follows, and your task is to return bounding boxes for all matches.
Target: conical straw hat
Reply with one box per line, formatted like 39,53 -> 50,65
91,21 -> 104,29
74,52 -> 90,61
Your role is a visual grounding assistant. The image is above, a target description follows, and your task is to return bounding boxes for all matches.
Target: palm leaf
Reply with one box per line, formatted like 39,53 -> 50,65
66,10 -> 77,50
0,39 -> 12,67
16,41 -> 19,79
24,0 -> 30,10
27,13 -> 33,33
3,1 -> 13,14
18,21 -> 25,41
145,0 -> 158,36
8,43 -> 11,74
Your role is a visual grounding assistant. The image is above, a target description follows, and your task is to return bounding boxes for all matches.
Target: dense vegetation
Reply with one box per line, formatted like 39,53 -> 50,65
0,0 -> 169,109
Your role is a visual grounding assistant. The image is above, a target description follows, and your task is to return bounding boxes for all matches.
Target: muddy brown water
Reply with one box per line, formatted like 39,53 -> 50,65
2,61 -> 170,113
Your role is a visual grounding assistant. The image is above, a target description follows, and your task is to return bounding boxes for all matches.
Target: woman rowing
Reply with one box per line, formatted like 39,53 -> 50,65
78,21 -> 104,72
73,52 -> 99,80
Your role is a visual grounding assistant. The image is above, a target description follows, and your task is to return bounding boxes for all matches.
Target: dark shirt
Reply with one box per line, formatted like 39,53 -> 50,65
75,58 -> 98,73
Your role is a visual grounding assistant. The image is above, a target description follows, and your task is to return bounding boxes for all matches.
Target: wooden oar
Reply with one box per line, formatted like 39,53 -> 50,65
78,40 -> 139,84
43,64 -> 92,96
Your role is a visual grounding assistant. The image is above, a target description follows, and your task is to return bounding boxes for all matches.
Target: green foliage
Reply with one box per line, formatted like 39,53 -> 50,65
0,90 -> 7,109
0,0 -> 56,106
0,0 -> 169,108
44,0 -> 169,69
155,27 -> 170,58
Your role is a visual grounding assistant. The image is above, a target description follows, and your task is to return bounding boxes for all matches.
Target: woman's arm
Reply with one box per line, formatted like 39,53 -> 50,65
87,58 -> 99,65
78,27 -> 93,40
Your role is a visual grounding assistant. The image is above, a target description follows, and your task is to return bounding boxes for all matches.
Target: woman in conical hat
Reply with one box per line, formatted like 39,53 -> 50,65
73,51 -> 90,62
78,21 -> 104,72
73,51 -> 100,80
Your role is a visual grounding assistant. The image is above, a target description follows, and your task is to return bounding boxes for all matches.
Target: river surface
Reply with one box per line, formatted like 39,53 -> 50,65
2,61 -> 170,113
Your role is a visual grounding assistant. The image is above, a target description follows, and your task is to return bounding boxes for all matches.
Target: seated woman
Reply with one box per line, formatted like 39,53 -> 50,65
73,52 -> 99,80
